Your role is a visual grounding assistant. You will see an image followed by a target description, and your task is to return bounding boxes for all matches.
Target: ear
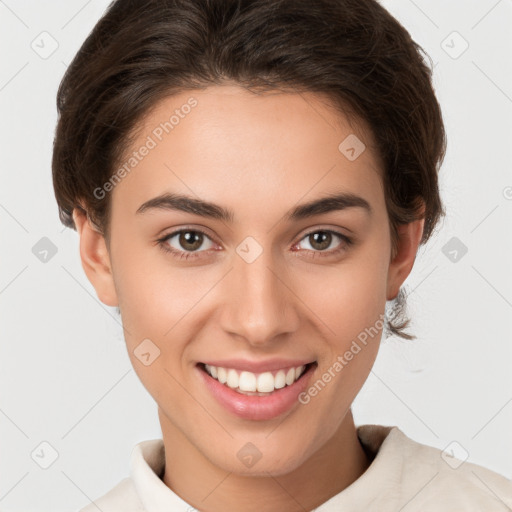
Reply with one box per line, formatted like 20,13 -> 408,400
386,213 -> 425,301
72,209 -> 119,307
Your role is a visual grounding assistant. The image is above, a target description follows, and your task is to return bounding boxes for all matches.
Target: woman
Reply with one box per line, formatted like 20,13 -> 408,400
52,0 -> 512,510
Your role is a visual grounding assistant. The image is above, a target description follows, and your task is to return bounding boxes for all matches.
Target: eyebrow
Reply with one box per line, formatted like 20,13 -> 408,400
136,191 -> 372,222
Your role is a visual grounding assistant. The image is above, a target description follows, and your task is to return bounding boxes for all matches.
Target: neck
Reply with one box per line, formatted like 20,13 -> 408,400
160,408 -> 370,512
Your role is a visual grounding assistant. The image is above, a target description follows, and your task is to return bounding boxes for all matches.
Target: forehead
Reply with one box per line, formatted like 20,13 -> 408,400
111,85 -> 385,220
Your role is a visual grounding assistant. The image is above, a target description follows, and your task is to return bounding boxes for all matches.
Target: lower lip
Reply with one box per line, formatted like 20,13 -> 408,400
197,363 -> 316,421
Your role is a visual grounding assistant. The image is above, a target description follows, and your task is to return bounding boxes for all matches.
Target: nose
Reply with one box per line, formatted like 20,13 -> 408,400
218,243 -> 300,347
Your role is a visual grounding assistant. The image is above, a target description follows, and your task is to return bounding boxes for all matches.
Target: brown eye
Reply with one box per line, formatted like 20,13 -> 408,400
159,229 -> 216,257
294,229 -> 353,258
178,230 -> 204,251
308,231 -> 332,251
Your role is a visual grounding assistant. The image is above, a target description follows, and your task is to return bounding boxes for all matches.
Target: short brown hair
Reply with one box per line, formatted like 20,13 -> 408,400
52,0 -> 447,340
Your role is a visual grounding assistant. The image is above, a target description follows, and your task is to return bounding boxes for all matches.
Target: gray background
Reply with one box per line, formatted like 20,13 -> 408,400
1,0 -> 511,510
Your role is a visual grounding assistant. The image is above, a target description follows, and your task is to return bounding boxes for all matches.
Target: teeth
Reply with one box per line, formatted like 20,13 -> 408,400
217,367 -> 227,384
274,370 -> 286,389
204,364 -> 307,393
227,369 -> 239,389
285,368 -> 295,386
257,372 -> 275,393
239,371 -> 256,392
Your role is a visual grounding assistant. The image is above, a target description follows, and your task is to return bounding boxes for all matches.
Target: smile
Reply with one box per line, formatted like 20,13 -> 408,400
197,361 -> 317,420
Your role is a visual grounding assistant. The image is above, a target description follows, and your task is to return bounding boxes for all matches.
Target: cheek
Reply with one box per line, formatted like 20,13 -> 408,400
109,242 -> 180,346
299,240 -> 389,407
111,236 -> 191,322
304,252 -> 388,341
299,260 -> 387,429
111,260 -> 198,399
111,245 -> 218,376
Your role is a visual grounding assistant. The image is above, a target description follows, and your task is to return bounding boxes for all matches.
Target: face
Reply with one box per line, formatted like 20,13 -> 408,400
76,85 -> 421,476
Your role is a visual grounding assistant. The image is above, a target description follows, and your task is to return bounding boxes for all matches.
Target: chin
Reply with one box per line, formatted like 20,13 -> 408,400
207,441 -> 310,477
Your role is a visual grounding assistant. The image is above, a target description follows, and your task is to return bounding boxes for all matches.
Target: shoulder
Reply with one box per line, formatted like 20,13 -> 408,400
77,477 -> 145,512
379,425 -> 512,511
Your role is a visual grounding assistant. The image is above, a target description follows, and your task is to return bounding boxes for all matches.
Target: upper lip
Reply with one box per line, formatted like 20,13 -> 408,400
200,358 -> 316,373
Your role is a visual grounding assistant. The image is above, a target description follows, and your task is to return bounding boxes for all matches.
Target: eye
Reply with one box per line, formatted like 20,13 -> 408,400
157,228 -> 217,260
293,229 -> 353,258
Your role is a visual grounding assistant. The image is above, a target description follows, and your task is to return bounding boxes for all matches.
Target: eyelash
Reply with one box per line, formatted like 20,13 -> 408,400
156,227 -> 353,261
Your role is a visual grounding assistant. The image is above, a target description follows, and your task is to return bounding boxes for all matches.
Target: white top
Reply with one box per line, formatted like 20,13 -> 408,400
79,424 -> 512,511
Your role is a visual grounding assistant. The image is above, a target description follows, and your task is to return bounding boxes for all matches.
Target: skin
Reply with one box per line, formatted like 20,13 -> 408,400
73,84 -> 424,512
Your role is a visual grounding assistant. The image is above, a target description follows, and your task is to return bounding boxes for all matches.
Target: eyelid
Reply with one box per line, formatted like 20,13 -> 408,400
297,225 -> 352,241
160,225 -> 220,244
156,223 -> 217,240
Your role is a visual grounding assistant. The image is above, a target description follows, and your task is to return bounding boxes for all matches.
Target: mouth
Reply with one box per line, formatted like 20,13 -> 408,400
197,361 -> 317,421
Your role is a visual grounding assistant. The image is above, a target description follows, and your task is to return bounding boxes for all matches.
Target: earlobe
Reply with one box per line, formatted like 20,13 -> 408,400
386,217 -> 425,301
72,208 -> 119,307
